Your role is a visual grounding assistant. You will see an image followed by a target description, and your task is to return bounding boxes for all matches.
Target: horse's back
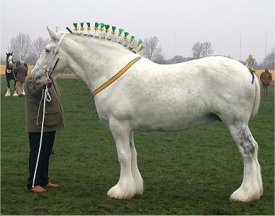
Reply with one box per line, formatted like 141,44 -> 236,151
124,56 -> 253,104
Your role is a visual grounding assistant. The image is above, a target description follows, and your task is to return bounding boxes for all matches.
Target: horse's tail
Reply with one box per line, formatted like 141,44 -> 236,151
250,75 -> 261,119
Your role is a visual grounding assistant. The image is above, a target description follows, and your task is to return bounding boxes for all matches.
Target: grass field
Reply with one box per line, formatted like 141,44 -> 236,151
1,78 -> 274,215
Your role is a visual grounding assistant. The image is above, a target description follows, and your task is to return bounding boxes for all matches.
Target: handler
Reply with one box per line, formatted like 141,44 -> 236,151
260,68 -> 273,96
24,73 -> 64,193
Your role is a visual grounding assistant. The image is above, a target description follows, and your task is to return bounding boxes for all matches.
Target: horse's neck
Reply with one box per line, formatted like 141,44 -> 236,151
6,58 -> 9,68
63,36 -> 137,91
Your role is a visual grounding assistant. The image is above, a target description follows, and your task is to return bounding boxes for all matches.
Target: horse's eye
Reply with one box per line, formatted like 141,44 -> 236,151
45,48 -> 50,53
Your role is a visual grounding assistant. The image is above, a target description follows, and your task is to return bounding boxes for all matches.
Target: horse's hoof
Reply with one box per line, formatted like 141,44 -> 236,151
230,186 -> 262,202
107,179 -> 136,200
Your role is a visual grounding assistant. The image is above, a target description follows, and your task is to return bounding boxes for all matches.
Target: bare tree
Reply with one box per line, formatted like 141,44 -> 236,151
9,32 -> 32,61
153,54 -> 167,64
27,37 -> 48,64
143,36 -> 162,61
170,55 -> 185,64
31,37 -> 48,59
202,42 -> 213,57
261,47 -> 274,69
192,41 -> 214,59
192,42 -> 203,59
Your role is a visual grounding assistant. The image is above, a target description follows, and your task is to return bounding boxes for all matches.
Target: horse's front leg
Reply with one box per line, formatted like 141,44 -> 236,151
107,118 -> 136,199
5,77 -> 11,96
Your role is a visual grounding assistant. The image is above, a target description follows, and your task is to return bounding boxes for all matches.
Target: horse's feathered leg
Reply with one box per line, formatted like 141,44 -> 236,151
228,121 -> 263,202
107,117 -> 136,199
130,132 -> 144,195
5,88 -> 11,97
5,77 -> 11,96
13,78 -> 18,96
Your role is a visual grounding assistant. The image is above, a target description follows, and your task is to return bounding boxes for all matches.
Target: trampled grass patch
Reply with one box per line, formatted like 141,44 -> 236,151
1,78 -> 274,215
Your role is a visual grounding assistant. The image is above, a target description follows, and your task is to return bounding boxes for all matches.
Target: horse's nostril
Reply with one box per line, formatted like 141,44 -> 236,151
32,70 -> 46,80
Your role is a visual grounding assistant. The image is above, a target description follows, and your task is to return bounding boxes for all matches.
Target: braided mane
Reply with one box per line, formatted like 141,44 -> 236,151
68,22 -> 144,55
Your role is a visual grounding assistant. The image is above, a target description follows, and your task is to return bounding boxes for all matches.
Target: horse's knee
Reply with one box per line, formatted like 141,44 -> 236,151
117,150 -> 131,163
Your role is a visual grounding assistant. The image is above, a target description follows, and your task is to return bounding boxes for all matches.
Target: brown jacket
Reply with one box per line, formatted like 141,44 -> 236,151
24,75 -> 64,132
260,70 -> 272,86
15,64 -> 28,82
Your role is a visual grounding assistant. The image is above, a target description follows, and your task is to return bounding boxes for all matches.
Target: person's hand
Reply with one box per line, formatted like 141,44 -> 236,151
36,77 -> 52,87
43,77 -> 52,86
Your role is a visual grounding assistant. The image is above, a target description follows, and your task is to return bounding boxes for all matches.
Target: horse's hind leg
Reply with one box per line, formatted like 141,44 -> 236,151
107,118 -> 136,199
130,132 -> 144,195
13,79 -> 18,96
228,121 -> 263,202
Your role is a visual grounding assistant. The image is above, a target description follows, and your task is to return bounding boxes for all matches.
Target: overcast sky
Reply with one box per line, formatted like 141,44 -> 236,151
1,0 -> 274,62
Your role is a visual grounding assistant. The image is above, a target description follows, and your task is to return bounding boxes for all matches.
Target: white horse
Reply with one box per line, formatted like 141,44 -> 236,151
31,27 -> 263,202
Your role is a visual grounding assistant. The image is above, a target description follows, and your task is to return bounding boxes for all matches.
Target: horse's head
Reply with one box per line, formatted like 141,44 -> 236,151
31,28 -> 69,80
6,52 -> 14,68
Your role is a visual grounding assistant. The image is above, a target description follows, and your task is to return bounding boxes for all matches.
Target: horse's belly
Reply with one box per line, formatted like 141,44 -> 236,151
131,102 -> 216,131
132,113 -> 216,131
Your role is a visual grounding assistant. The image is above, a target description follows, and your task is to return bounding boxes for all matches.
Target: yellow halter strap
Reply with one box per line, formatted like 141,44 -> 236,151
92,56 -> 141,97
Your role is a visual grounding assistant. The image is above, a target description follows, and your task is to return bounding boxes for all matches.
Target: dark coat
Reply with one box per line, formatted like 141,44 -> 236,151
260,71 -> 272,86
24,75 -> 64,132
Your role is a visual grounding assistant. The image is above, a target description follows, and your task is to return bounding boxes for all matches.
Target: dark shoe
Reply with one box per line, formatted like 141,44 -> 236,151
44,182 -> 59,188
29,185 -> 46,193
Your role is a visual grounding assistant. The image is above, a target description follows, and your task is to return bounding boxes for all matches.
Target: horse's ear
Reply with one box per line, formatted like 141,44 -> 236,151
11,52 -> 13,55
6,52 -> 8,55
56,26 -> 66,34
47,27 -> 58,41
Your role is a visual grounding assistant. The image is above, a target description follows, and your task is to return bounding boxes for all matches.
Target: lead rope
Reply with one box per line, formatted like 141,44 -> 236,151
32,83 -> 52,188
36,88 -> 52,126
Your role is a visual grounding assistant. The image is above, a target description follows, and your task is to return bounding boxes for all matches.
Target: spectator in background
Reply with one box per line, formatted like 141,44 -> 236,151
15,61 -> 28,96
260,68 -> 272,96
